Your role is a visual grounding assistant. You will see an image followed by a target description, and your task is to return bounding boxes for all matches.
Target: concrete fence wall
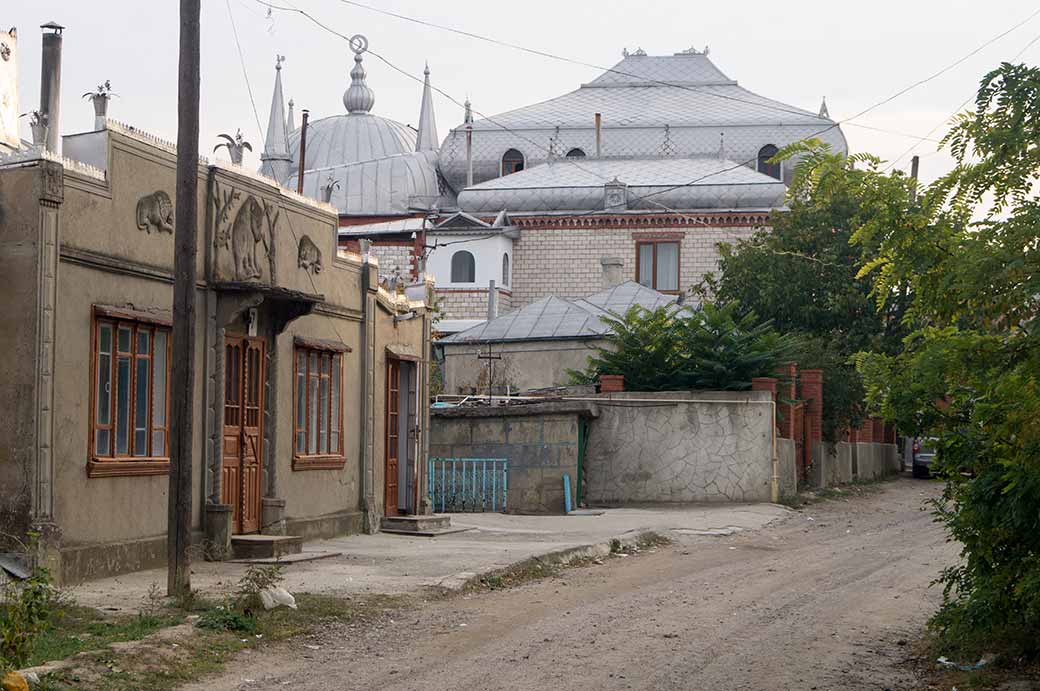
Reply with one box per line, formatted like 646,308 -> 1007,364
583,390 -> 776,504
429,402 -> 595,513
777,438 -> 798,500
809,441 -> 901,488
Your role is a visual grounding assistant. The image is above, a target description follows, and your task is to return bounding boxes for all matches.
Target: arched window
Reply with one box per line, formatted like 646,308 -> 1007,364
502,253 -> 510,286
566,148 -> 586,158
450,250 -> 476,283
501,148 -> 525,175
757,144 -> 781,180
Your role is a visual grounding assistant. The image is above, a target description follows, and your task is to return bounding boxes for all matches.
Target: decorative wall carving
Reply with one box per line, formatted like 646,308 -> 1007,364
212,181 -> 279,282
297,235 -> 322,275
135,191 -> 174,233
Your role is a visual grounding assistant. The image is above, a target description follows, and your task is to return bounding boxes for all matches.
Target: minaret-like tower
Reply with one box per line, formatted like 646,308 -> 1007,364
818,96 -> 830,119
287,98 -> 295,134
260,55 -> 292,181
415,62 -> 438,151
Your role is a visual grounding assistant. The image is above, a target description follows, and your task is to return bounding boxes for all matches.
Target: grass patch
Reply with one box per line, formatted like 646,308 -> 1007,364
912,632 -> 1040,690
783,473 -> 901,508
27,606 -> 183,667
466,532 -> 671,593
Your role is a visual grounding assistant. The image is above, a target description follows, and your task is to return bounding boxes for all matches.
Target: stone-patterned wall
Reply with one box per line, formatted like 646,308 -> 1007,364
435,288 -> 512,321
584,390 -> 775,503
510,224 -> 762,308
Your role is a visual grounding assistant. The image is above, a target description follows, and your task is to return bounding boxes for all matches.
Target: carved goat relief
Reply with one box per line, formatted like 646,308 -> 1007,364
135,191 -> 174,233
297,235 -> 322,275
212,181 -> 280,282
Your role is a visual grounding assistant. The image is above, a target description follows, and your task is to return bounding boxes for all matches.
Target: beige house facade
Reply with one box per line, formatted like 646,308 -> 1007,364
0,123 -> 432,584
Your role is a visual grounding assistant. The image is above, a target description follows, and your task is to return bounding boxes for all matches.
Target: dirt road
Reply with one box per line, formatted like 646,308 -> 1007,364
188,477 -> 953,691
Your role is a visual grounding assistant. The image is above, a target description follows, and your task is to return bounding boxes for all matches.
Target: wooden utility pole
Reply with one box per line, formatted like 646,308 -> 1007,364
168,0 -> 201,597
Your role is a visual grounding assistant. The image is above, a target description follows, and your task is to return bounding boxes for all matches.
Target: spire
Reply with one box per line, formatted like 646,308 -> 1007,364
717,131 -> 726,160
287,98 -> 295,133
343,34 -> 375,114
415,62 -> 439,152
260,55 -> 292,181
464,96 -> 473,124
818,96 -> 829,119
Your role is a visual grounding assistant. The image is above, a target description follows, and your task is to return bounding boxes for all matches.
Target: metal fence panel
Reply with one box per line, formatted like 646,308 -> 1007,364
428,458 -> 508,512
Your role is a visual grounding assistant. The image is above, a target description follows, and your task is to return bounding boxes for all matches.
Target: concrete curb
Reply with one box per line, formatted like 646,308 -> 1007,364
430,529 -> 667,591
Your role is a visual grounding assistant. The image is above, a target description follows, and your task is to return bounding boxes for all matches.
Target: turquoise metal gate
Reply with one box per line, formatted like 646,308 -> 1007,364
428,458 -> 508,512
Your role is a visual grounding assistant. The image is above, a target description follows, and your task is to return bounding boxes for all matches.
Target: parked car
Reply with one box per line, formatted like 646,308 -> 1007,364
911,438 -> 937,478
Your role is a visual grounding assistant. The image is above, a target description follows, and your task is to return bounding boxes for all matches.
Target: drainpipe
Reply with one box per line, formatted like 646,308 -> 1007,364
359,253 -> 379,532
39,21 -> 64,154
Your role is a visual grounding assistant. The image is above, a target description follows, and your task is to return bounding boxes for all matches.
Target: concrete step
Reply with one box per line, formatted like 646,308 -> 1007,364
231,534 -> 303,560
380,514 -> 452,534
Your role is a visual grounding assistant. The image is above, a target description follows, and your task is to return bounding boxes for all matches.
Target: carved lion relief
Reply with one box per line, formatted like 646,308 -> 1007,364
136,191 -> 174,233
297,235 -> 322,275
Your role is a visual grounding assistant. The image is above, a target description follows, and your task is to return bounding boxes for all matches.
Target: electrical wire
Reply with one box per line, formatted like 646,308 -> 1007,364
226,0 -> 267,144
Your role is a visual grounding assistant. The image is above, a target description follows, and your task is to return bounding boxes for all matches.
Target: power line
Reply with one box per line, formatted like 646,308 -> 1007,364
226,0 -> 267,144
330,0 -> 1040,131
883,28 -> 1040,173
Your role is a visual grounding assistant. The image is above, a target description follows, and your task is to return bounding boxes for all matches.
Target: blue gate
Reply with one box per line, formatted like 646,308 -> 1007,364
428,458 -> 508,513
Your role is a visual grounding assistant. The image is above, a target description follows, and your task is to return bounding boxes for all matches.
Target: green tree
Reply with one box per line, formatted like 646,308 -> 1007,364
700,140 -> 918,437
854,62 -> 1040,652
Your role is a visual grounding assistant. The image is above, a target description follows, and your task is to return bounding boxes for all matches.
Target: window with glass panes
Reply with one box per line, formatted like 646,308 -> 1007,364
293,347 -> 344,468
91,315 -> 171,474
636,240 -> 680,292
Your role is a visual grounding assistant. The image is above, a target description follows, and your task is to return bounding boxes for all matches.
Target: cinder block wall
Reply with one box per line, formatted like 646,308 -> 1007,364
430,404 -> 592,513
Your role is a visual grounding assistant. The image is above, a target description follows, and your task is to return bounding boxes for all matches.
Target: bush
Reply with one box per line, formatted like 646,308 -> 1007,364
0,567 -> 62,670
577,302 -> 795,392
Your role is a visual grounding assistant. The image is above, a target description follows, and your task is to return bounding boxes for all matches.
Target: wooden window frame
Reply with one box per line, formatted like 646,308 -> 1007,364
292,345 -> 346,470
88,310 -> 171,478
635,240 -> 681,294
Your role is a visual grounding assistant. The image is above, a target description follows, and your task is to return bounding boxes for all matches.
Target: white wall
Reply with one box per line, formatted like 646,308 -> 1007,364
427,233 -> 513,289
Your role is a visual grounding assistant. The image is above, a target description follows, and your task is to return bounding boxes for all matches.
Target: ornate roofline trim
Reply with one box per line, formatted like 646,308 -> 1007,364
508,210 -> 774,229
0,146 -> 107,181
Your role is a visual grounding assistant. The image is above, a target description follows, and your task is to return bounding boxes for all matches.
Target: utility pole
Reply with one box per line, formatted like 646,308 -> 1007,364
168,0 -> 201,597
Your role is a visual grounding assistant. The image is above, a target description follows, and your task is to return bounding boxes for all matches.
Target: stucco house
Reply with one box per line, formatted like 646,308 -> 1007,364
437,279 -> 678,394
0,27 -> 433,583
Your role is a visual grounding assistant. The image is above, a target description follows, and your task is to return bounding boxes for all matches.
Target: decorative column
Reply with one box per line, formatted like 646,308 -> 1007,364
31,160 -> 63,570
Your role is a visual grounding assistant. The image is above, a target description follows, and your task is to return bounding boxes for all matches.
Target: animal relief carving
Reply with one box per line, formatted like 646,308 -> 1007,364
230,197 -> 268,280
136,191 -> 174,233
297,235 -> 322,275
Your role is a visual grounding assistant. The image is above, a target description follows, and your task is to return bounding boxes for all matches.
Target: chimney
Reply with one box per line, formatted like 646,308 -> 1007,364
594,112 -> 602,157
487,279 -> 498,320
600,256 -> 623,288
39,21 -> 63,154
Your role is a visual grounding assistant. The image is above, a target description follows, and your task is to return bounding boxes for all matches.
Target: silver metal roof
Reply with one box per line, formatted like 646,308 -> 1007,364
294,149 -> 439,216
437,50 -> 847,194
456,156 -> 786,213
287,114 -> 416,172
440,281 -> 680,344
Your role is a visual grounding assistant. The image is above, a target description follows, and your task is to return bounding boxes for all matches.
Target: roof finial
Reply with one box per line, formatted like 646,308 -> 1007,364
260,55 -> 292,181
818,96 -> 829,119
464,96 -> 473,124
717,131 -> 726,161
622,47 -> 629,58
416,61 -> 439,151
343,34 -> 375,114
286,98 -> 295,133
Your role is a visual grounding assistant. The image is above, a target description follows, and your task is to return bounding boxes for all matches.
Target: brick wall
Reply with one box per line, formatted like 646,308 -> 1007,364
510,224 -> 762,308
436,287 -> 513,320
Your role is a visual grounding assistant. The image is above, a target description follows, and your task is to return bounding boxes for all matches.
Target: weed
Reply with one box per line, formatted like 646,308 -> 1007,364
196,600 -> 257,634
1,566 -> 63,670
234,565 -> 285,612
609,538 -> 622,554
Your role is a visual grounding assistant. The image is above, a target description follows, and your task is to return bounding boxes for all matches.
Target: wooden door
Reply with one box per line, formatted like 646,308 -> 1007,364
222,336 -> 265,534
385,359 -> 401,517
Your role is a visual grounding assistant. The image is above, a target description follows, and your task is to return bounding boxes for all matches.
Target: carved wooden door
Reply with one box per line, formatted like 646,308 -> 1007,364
222,336 -> 265,534
385,359 -> 401,517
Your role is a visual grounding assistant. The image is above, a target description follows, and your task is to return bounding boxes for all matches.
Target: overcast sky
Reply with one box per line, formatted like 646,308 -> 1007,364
7,0 -> 1040,184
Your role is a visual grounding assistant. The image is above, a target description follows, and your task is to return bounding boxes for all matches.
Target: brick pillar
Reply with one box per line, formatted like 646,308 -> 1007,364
775,363 -> 797,440
599,374 -> 624,393
800,369 -> 823,445
872,418 -> 885,443
847,426 -> 857,443
857,420 -> 873,443
885,424 -> 897,445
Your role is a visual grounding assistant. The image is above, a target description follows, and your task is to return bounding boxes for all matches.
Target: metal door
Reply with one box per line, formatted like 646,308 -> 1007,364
385,359 -> 401,517
222,335 -> 265,534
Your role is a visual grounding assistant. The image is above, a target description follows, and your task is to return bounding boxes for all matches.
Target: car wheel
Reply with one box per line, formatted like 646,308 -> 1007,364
912,463 -> 929,479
